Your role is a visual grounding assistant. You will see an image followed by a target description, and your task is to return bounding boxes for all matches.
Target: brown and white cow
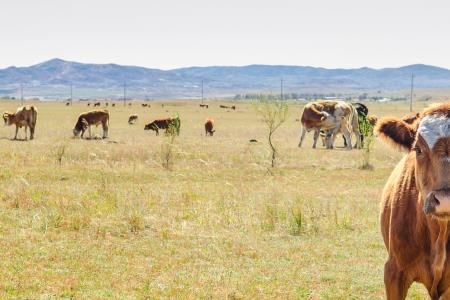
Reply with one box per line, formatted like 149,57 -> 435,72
3,106 -> 38,140
376,103 -> 450,299
73,110 -> 109,139
298,100 -> 361,149
128,114 -> 138,124
205,117 -> 215,136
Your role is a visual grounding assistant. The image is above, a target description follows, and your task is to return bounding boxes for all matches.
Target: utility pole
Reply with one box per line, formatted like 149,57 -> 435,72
410,73 -> 414,112
123,81 -> 127,106
70,84 -> 73,105
280,78 -> 284,100
201,80 -> 204,104
20,84 -> 23,105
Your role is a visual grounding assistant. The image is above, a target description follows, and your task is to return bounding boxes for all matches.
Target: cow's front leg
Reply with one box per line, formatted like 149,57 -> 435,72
24,126 -> 28,140
312,129 -> 319,148
298,125 -> 306,147
384,258 -> 412,300
88,126 -> 92,139
13,125 -> 19,140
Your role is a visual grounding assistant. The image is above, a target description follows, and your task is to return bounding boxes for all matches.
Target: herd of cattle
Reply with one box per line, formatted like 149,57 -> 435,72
2,99 -> 450,297
2,100 -> 421,146
1,102 -> 219,140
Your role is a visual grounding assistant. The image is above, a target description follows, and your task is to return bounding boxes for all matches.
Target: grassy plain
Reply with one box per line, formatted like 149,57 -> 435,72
0,99 -> 439,299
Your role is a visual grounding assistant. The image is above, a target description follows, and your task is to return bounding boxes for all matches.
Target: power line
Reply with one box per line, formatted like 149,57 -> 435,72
20,84 -> 23,105
410,73 -> 414,112
123,81 -> 127,106
201,80 -> 204,104
280,78 -> 284,100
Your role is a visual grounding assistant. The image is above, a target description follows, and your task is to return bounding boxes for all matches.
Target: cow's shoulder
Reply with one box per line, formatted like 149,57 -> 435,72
382,154 -> 431,265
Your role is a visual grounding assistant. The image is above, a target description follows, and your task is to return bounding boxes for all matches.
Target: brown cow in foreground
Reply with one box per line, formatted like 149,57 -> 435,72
376,103 -> 450,299
205,117 -> 215,136
3,106 -> 38,140
73,110 -> 109,139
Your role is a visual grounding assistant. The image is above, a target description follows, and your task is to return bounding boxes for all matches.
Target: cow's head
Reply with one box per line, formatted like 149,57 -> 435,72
2,112 -> 13,125
376,103 -> 450,219
144,122 -> 157,131
73,118 -> 88,137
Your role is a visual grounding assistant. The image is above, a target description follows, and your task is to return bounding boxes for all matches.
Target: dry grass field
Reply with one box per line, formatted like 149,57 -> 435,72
0,99 -> 440,299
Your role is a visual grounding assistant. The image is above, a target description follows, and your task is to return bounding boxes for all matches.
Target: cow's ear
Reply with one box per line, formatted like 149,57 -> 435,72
375,118 -> 417,151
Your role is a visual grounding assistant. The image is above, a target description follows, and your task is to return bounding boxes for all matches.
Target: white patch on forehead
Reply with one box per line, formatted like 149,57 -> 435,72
418,114 -> 450,149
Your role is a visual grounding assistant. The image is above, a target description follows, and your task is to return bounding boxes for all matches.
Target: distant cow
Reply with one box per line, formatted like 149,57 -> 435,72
231,105 -> 236,110
105,102 -> 109,107
200,104 -> 209,108
142,103 -> 148,107
112,103 -> 115,107
87,103 -> 91,106
376,103 -> 450,298
144,117 -> 180,136
128,114 -> 138,124
219,105 -> 229,109
128,103 -> 132,107
94,102 -> 101,107
401,112 -> 421,125
205,117 -> 215,136
66,102 -> 70,106
298,100 -> 360,149
3,106 -> 38,140
73,110 -> 109,139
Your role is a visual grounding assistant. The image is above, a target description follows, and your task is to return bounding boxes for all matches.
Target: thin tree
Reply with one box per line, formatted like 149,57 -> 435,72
253,98 -> 289,168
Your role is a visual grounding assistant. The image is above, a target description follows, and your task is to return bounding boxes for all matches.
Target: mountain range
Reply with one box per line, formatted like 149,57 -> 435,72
1,59 -> 450,99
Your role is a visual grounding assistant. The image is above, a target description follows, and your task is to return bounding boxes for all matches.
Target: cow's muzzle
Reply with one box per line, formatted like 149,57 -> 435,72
424,189 -> 450,216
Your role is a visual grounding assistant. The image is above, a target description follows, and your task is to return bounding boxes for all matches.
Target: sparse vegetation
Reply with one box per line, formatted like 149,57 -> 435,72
253,99 -> 289,169
0,100 -> 433,298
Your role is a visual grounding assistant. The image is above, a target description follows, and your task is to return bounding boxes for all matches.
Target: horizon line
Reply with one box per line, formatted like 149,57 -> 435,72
1,58 -> 448,72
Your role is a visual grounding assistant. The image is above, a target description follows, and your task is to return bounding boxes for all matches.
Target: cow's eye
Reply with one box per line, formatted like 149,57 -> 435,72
414,146 -> 422,155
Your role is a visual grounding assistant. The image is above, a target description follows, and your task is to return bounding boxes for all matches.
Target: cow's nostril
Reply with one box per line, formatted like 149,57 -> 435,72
435,197 -> 440,206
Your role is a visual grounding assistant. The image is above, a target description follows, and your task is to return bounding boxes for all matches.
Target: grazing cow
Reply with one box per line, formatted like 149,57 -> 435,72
219,105 -> 229,109
402,112 -> 421,125
142,103 -> 148,107
144,117 -> 180,136
87,103 -> 91,106
3,106 -> 38,140
376,103 -> 450,299
231,105 -> 236,110
94,102 -> 100,107
73,110 -> 109,139
298,100 -> 360,149
66,102 -> 70,106
112,103 -> 115,107
105,102 -> 109,107
200,104 -> 209,109
128,114 -> 138,124
204,117 -> 215,136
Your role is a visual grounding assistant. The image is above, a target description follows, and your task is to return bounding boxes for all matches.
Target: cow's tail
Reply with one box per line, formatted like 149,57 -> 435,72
30,106 -> 37,128
350,104 -> 361,149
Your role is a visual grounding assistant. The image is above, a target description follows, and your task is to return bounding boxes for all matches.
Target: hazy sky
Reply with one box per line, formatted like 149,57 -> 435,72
1,0 -> 449,69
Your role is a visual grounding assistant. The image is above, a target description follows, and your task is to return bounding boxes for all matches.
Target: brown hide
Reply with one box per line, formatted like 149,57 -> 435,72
376,103 -> 450,299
